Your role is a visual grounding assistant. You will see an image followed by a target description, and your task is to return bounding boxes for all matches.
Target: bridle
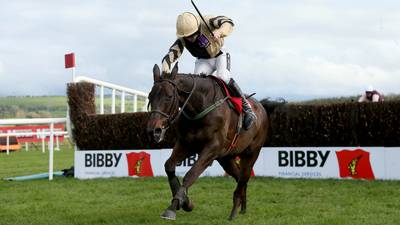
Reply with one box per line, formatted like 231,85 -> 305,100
148,76 -> 196,128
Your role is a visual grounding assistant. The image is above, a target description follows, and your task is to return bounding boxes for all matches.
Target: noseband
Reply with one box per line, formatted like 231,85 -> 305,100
148,76 -> 196,127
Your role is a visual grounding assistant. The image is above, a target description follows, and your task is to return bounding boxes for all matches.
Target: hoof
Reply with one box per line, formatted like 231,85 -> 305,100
240,209 -> 246,214
182,199 -> 194,212
160,209 -> 176,220
229,208 -> 238,220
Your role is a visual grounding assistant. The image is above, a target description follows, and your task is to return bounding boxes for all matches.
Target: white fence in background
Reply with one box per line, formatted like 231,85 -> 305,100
74,76 -> 149,114
0,118 -> 67,180
0,76 -> 149,181
0,131 -> 68,153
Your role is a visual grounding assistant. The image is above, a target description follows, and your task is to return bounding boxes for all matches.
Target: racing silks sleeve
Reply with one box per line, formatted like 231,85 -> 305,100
161,39 -> 185,73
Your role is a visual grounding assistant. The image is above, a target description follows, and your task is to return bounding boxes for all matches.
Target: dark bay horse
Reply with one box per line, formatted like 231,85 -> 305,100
146,63 -> 269,220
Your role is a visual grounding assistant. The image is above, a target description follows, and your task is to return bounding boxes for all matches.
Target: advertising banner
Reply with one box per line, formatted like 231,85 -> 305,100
257,147 -> 385,180
383,147 -> 400,180
74,149 -> 225,179
0,124 -> 65,143
74,147 -> 400,180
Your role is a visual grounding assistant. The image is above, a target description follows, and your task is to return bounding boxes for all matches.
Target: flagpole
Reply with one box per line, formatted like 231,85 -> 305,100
72,67 -> 76,81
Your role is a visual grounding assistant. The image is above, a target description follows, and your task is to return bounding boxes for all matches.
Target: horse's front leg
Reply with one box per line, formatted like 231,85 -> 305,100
165,143 -> 187,198
171,141 -> 220,212
181,142 -> 219,188
160,143 -> 193,220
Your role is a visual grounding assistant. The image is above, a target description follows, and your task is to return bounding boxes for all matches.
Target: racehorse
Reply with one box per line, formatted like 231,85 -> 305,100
146,63 -> 269,220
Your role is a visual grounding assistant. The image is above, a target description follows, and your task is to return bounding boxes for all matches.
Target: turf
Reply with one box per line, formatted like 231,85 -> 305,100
1,148 -> 400,225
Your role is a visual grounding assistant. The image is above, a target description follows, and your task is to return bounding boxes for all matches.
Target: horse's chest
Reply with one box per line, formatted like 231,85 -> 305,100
183,129 -> 206,142
178,115 -> 225,144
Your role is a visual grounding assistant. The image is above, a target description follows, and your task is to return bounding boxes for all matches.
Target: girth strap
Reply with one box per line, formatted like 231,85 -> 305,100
226,113 -> 242,153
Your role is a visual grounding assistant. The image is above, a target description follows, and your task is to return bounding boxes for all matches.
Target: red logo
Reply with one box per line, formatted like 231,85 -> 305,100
335,149 -> 375,180
126,152 -> 154,177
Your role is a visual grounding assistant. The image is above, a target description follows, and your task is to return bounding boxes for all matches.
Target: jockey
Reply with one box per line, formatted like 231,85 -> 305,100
358,85 -> 384,102
161,12 -> 256,130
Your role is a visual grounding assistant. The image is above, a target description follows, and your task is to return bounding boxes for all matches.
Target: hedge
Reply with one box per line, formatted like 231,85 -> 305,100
67,82 -> 400,149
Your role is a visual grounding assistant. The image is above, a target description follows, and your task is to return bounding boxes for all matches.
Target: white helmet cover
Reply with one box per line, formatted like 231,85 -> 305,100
176,12 -> 199,37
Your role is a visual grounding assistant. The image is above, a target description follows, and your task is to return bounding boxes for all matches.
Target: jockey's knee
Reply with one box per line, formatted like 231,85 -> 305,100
215,72 -> 231,84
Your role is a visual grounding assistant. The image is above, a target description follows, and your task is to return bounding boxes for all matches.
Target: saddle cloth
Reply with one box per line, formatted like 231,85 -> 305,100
209,76 -> 243,114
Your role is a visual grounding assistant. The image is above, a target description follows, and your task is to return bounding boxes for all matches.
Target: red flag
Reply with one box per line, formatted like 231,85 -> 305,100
335,149 -> 375,180
64,53 -> 75,68
126,152 -> 154,177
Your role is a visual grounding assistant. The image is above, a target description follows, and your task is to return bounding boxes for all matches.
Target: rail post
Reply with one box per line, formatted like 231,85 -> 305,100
49,123 -> 54,180
41,129 -> 45,153
6,131 -> 10,155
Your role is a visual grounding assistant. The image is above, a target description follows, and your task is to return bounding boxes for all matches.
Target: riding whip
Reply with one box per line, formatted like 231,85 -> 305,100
190,0 -> 215,37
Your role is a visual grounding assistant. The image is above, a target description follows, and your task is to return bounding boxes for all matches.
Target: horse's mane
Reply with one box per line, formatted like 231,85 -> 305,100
174,74 -> 221,101
176,73 -> 211,80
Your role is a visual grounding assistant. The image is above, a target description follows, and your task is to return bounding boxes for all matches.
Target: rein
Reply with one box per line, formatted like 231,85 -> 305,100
182,77 -> 229,120
150,75 -> 230,125
149,76 -> 196,127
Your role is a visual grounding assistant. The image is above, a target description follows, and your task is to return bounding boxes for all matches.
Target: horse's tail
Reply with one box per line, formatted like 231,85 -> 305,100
260,98 -> 287,146
260,97 -> 287,118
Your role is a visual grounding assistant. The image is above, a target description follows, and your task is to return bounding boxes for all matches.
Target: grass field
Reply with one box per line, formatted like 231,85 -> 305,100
0,96 -> 68,118
1,148 -> 400,225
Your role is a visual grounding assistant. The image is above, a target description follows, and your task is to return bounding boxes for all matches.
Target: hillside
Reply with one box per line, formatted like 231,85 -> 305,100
0,96 -> 67,118
0,95 -> 147,119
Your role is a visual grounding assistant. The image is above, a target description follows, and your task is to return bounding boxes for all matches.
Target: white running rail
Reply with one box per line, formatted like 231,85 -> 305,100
74,76 -> 148,114
0,118 -> 67,180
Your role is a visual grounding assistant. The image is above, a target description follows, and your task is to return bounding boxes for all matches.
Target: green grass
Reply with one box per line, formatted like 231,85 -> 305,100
94,95 -> 147,114
0,96 -> 67,107
1,147 -> 400,225
0,143 -> 74,178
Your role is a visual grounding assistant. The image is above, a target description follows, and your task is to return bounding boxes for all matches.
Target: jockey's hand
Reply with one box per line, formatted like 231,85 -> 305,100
212,30 -> 222,41
161,66 -> 169,75
162,70 -> 169,76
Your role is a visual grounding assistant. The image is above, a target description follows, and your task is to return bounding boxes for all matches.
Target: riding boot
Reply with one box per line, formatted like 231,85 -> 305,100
227,79 -> 257,130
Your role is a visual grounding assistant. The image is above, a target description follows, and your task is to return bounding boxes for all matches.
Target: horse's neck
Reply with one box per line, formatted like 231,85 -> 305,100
177,75 -> 219,112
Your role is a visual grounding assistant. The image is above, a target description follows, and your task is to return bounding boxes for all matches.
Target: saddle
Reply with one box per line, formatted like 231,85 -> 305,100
209,76 -> 243,114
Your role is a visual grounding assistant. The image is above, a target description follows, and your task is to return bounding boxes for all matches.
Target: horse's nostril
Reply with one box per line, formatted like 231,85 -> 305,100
146,128 -> 153,139
154,128 -> 162,136
152,127 -> 166,143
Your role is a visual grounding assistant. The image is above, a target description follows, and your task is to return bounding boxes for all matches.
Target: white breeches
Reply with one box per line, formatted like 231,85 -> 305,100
194,51 -> 231,83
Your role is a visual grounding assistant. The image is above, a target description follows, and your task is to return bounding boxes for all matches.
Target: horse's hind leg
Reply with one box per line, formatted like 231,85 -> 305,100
229,151 -> 260,220
218,156 -> 240,182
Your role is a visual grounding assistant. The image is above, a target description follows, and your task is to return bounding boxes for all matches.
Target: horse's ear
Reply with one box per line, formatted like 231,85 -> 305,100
153,64 -> 161,82
170,62 -> 178,80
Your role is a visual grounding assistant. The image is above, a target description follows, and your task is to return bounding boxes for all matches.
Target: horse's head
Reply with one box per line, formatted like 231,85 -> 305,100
146,63 -> 180,143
